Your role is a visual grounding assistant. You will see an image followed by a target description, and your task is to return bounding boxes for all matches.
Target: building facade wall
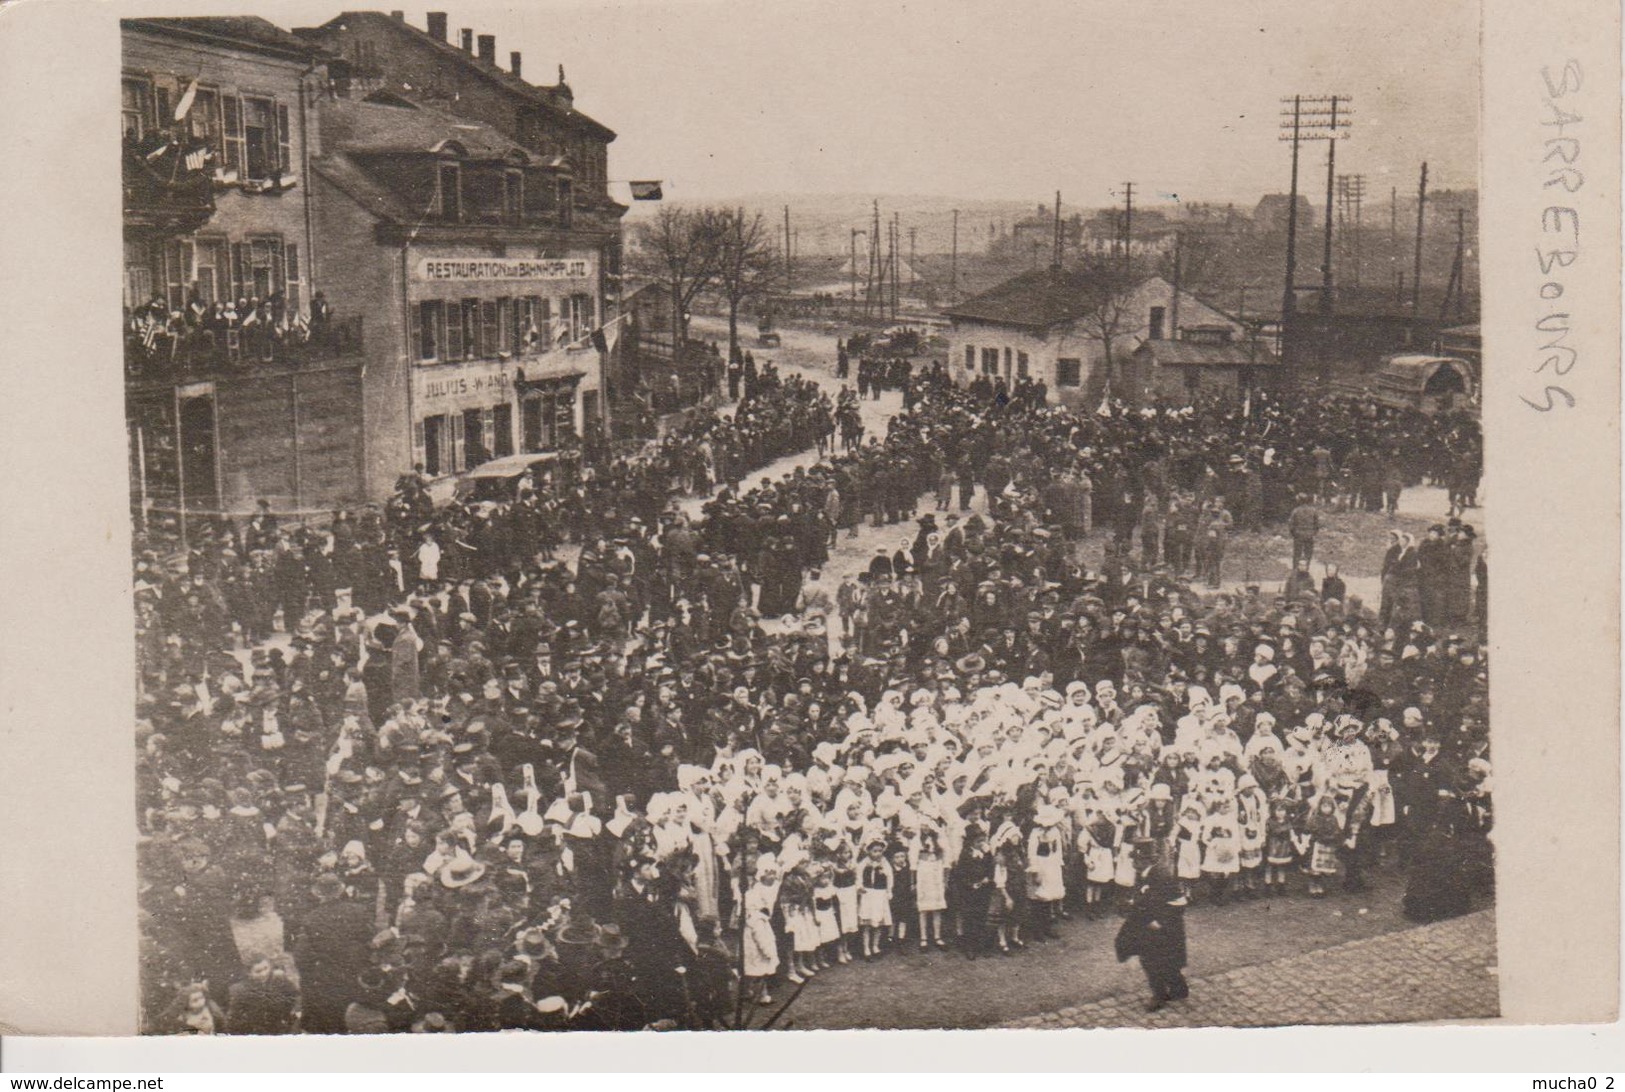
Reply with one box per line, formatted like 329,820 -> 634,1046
124,25 -> 369,520
1142,362 -> 1246,403
122,30 -> 318,315
404,241 -> 604,481
311,171 -> 409,501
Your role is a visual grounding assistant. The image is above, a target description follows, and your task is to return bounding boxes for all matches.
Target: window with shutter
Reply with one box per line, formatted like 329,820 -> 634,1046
512,298 -> 529,354
461,408 -> 485,468
448,412 -> 464,473
438,164 -> 461,220
284,242 -> 301,314
413,420 -> 426,472
276,104 -> 291,174
480,407 -> 496,464
243,97 -> 275,181
462,299 -> 481,359
422,415 -> 444,476
230,242 -> 247,301
248,237 -> 280,298
965,345 -> 975,370
505,171 -> 524,222
190,88 -> 222,152
481,301 -> 499,358
446,300 -> 464,360
222,96 -> 244,173
195,239 -> 225,305
124,239 -> 154,309
497,298 -> 512,353
538,298 -> 553,349
417,301 -> 439,361
162,240 -> 187,310
121,78 -> 151,141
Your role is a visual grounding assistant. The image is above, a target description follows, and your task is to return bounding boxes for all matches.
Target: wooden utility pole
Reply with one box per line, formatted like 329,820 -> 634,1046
1337,173 -> 1365,290
1319,94 -> 1341,314
1169,230 -> 1182,341
1120,181 -> 1135,270
1391,185 -> 1400,308
849,227 -> 859,317
950,208 -> 959,305
1052,190 -> 1063,269
1440,207 -> 1466,320
1278,94 -> 1350,357
1281,96 -> 1303,325
783,205 -> 792,295
891,212 -> 901,319
868,200 -> 881,319
1412,161 -> 1428,314
908,225 -> 917,296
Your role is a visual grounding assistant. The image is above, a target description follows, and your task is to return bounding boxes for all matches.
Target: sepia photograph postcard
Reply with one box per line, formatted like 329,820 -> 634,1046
0,0 -> 1617,1070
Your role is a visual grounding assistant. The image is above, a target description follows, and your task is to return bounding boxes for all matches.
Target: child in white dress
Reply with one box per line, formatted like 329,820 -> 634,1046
914,828 -> 949,950
742,855 -> 782,1005
857,840 -> 895,960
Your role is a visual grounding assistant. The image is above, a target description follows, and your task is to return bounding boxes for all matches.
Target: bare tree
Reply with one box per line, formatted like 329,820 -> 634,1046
630,206 -> 729,391
1075,259 -> 1142,401
714,208 -> 776,364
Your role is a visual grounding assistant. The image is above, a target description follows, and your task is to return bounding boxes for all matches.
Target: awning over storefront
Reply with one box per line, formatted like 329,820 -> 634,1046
515,367 -> 586,392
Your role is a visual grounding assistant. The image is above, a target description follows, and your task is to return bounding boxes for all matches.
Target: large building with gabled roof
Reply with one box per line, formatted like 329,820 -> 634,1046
294,11 -> 629,498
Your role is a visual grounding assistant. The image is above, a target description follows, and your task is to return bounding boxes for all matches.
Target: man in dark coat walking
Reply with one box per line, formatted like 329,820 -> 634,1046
1115,855 -> 1190,1012
290,873 -> 378,1034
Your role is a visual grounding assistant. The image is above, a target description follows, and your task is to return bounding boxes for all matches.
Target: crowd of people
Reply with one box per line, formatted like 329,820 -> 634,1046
134,350 -> 1490,1034
126,291 -> 338,370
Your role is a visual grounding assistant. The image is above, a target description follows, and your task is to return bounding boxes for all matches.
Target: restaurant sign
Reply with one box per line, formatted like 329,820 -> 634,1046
414,257 -> 593,282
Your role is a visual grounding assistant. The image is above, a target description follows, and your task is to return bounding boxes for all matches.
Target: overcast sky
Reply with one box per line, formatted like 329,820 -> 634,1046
200,0 -> 1480,206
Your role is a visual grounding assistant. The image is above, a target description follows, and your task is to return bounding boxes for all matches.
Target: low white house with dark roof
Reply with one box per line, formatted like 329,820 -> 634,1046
942,269 -> 1246,408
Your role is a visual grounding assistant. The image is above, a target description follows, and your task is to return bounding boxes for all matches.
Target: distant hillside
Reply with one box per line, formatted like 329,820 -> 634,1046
623,192 -> 1111,257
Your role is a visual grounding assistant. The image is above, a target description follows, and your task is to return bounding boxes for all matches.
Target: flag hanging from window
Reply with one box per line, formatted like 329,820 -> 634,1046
628,181 -> 664,201
590,327 -> 609,354
174,79 -> 199,122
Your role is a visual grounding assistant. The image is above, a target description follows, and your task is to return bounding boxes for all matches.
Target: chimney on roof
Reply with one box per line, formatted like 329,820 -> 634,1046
477,34 -> 496,65
390,10 -> 404,20
426,12 -> 447,41
460,28 -> 473,52
510,51 -> 522,79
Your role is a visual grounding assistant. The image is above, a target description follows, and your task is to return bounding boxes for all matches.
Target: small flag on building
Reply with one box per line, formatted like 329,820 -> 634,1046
590,327 -> 609,354
174,79 -> 199,122
628,180 -> 664,201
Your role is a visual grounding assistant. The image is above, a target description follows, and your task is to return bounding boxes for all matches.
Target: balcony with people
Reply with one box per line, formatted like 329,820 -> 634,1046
122,128 -> 218,236
124,290 -> 363,384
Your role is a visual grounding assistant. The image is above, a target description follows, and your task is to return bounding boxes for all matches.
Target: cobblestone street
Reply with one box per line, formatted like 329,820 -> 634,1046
777,858 -> 1497,1030
1003,910 -> 1498,1030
